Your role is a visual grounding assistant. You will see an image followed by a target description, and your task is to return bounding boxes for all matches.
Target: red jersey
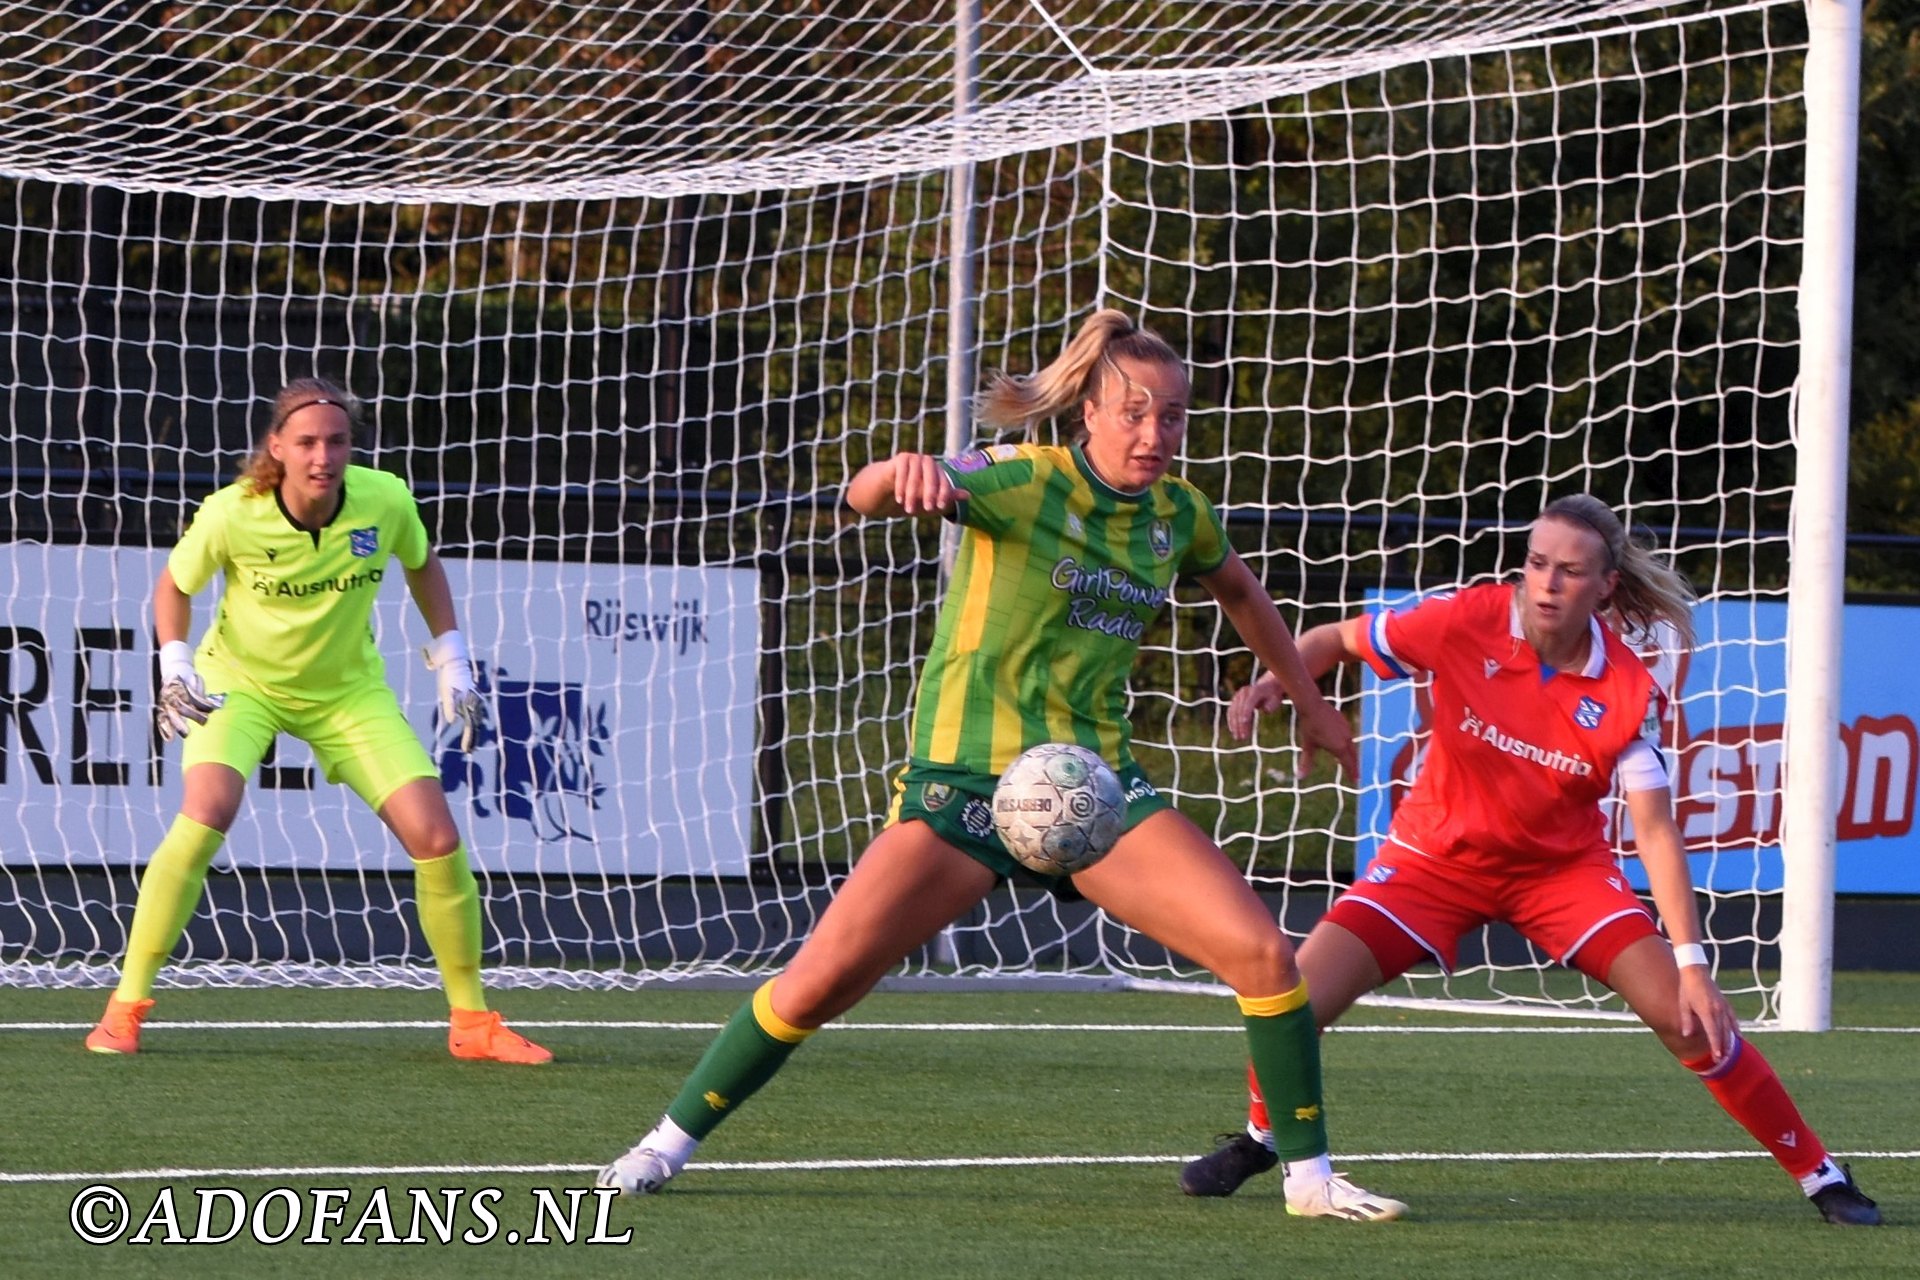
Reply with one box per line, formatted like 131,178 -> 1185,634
1358,582 -> 1663,870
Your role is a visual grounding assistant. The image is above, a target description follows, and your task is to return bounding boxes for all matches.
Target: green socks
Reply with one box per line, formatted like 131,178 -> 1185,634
1239,984 -> 1330,1161
665,981 -> 816,1139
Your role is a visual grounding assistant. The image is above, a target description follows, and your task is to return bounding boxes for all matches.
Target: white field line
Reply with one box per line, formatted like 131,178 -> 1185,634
4,1019 -> 1917,1033
3,1149 -> 1917,1186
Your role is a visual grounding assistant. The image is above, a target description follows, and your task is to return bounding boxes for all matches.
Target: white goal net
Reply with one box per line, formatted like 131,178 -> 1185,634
0,2 -> 1842,1022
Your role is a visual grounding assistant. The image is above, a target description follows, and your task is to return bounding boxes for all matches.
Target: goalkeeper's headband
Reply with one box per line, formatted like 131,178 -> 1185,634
281,396 -> 341,417
273,395 -> 356,434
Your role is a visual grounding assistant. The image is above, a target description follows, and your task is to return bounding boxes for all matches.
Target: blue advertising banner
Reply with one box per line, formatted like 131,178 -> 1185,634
1358,595 -> 1919,895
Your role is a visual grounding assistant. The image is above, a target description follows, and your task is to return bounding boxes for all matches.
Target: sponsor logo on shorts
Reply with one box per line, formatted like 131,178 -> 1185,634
947,449 -> 993,474
922,781 -> 954,812
960,797 -> 994,839
1574,695 -> 1606,730
348,526 -> 380,557
1123,775 -> 1158,803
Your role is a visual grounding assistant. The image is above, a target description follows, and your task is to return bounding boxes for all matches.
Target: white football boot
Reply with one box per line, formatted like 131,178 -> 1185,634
1284,1172 -> 1408,1221
595,1145 -> 676,1196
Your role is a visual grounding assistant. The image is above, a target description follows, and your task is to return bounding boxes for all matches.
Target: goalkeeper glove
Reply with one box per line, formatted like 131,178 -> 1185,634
423,629 -> 485,753
156,640 -> 223,742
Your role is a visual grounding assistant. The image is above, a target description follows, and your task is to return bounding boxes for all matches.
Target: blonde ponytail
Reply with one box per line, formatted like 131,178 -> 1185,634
977,308 -> 1183,434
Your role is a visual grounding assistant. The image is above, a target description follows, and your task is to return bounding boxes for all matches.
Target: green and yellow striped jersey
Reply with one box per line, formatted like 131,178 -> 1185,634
169,465 -> 431,704
910,441 -> 1229,774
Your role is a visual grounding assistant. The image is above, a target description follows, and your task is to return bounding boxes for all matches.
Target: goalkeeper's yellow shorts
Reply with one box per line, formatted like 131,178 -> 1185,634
181,682 -> 437,811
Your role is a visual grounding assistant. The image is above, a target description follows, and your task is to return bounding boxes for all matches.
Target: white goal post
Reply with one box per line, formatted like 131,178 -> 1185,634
0,2 -> 1858,1027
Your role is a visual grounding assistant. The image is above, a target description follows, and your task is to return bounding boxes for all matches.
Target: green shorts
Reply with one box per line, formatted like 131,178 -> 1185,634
181,682 -> 437,811
885,758 -> 1173,884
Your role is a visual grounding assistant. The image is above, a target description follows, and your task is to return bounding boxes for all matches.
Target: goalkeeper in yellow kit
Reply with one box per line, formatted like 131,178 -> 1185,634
85,377 -> 550,1064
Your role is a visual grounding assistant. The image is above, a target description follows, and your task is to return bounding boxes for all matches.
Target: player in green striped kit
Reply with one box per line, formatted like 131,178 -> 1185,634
85,377 -> 549,1064
599,310 -> 1405,1220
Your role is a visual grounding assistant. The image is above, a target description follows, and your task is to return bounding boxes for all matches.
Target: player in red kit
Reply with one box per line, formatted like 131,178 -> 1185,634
1180,494 -> 1879,1226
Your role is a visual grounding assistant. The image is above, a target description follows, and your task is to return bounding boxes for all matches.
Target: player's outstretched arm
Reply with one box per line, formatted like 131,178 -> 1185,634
1200,553 -> 1357,778
407,552 -> 484,753
1225,616 -> 1366,739
846,451 -> 959,519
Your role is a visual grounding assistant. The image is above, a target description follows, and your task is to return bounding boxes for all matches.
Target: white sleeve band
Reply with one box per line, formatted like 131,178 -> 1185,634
1616,737 -> 1669,793
159,640 -> 197,683
426,629 -> 470,667
1672,942 -> 1709,969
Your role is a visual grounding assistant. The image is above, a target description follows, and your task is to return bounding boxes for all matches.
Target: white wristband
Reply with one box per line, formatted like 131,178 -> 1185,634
159,640 -> 197,684
1672,942 -> 1709,969
425,629 -> 470,668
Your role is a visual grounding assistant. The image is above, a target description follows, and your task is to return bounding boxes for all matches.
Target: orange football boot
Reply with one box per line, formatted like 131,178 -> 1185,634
86,996 -> 155,1055
448,1008 -> 552,1064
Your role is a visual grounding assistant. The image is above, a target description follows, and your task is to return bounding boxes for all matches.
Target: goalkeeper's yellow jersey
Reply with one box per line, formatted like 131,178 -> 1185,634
169,466 -> 431,705
911,441 -> 1229,775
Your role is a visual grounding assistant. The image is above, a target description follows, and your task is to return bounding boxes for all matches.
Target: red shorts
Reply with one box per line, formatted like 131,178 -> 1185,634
1324,842 -> 1657,983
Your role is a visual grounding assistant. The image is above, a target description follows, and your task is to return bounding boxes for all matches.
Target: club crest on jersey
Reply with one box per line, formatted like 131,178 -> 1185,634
1484,658 -> 1500,679
989,444 -> 1021,461
1574,695 -> 1606,730
348,526 -> 380,557
1149,520 -> 1172,561
947,449 -> 993,474
1065,512 -> 1085,538
1363,862 -> 1397,884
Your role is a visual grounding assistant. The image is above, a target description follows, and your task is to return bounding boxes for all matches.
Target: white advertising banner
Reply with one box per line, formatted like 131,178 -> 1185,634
1,544 -> 760,876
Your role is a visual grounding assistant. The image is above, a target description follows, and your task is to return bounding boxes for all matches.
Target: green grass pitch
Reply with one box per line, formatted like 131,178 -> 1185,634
1,977 -> 1914,1278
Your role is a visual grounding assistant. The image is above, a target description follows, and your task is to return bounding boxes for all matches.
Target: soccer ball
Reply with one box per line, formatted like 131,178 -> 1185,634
991,743 -> 1126,876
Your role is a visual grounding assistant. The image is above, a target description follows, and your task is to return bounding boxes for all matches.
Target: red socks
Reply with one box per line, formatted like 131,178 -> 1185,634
1245,1032 -> 1828,1182
1246,1060 -> 1270,1133
1682,1035 -> 1827,1178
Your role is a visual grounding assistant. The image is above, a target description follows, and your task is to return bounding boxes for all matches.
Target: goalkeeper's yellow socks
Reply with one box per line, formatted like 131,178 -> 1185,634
664,980 -> 815,1139
1237,983 -> 1329,1161
114,814 -> 224,1002
415,847 -> 552,1063
411,843 -> 488,1012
